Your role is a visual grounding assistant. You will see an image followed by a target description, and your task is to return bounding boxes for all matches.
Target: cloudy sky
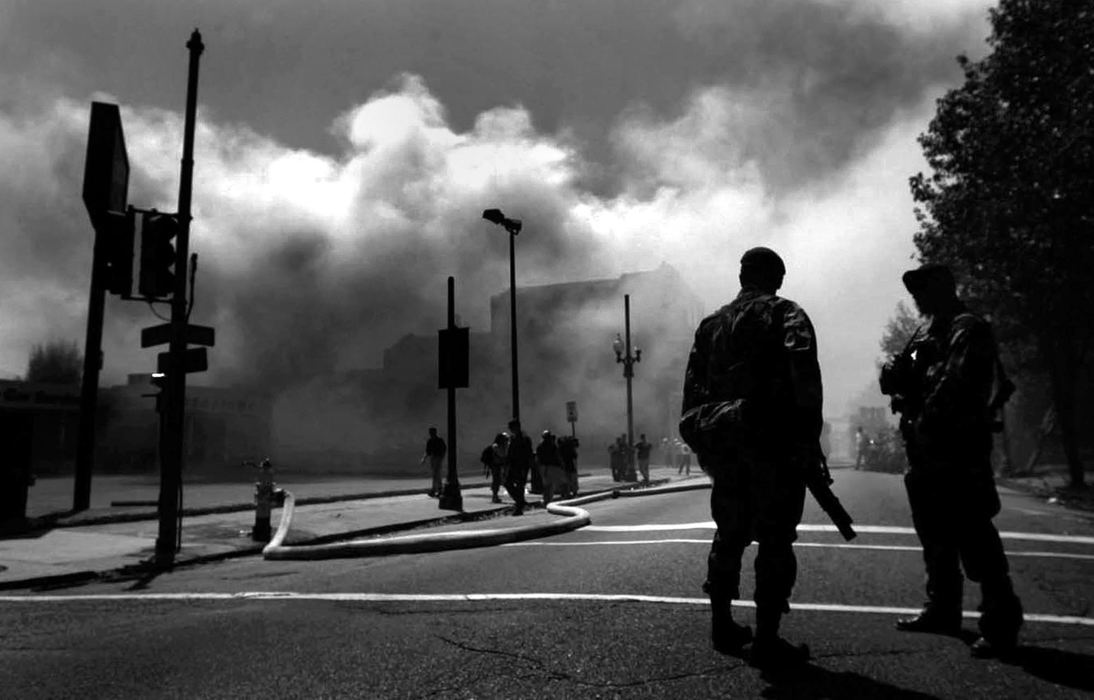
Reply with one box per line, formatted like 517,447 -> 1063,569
0,0 -> 995,416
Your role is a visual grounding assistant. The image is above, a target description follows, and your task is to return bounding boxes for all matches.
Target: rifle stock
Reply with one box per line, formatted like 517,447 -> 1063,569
806,452 -> 856,541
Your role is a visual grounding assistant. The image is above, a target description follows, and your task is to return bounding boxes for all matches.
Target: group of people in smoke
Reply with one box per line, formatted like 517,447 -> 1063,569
477,420 -> 580,515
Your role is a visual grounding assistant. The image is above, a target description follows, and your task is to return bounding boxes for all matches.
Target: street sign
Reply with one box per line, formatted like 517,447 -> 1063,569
157,347 -> 208,374
566,400 -> 578,423
82,102 -> 129,224
141,323 -> 215,348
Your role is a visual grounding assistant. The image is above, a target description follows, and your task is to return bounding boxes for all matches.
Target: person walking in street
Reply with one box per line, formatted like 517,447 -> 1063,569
854,426 -> 869,470
635,433 -> 652,483
504,419 -> 533,515
880,262 -> 1023,659
681,246 -> 821,669
608,439 -> 621,481
559,435 -> 580,498
483,432 -> 509,504
420,426 -> 446,498
535,430 -> 566,505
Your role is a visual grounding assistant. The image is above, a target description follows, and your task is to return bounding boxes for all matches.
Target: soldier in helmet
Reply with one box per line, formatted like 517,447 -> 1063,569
880,263 -> 1023,658
682,247 -> 821,669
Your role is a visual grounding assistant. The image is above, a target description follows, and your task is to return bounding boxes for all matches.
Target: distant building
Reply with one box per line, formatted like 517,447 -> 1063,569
98,374 -> 272,474
352,263 -> 705,470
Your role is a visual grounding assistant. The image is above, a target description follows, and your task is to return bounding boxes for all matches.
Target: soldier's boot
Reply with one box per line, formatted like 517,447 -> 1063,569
972,579 -> 1023,659
710,597 -> 752,655
750,604 -> 809,670
895,604 -> 963,635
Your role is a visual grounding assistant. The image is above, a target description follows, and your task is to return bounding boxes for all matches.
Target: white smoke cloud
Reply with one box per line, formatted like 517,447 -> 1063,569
1,66 -> 938,427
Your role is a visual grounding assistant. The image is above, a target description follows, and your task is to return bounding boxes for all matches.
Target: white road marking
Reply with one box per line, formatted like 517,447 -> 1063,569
585,523 -> 1094,545
501,539 -> 1094,561
0,592 -> 1090,626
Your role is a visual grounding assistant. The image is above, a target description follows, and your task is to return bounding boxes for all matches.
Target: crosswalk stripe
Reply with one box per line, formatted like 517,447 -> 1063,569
501,539 -> 1094,560
583,523 -> 1094,545
0,592 -> 1089,626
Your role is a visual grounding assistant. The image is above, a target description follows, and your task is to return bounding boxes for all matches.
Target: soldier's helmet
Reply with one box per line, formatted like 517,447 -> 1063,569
902,263 -> 955,296
740,247 -> 786,276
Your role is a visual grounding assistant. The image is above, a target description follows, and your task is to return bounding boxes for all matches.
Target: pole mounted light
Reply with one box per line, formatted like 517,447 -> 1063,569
483,208 -> 522,421
482,208 -> 522,235
614,295 -> 641,481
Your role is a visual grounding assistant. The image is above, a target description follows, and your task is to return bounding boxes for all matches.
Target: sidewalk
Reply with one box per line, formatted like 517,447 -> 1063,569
0,465 -> 698,590
998,466 -> 1094,512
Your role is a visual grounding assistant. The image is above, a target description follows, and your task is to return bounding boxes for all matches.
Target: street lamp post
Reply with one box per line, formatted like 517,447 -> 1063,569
613,294 -> 641,481
482,208 -> 522,421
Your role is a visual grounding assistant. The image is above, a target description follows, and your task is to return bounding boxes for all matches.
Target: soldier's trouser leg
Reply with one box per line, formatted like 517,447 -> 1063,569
751,458 -> 806,640
705,467 -> 753,651
905,471 -> 963,615
959,516 -> 1022,642
705,467 -> 751,603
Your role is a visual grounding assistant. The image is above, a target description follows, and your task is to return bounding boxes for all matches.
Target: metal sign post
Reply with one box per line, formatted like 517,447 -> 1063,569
155,29 -> 204,567
438,276 -> 467,512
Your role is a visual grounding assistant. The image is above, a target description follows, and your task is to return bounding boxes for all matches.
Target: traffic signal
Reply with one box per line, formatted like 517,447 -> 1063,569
139,211 -> 178,298
98,208 -> 135,295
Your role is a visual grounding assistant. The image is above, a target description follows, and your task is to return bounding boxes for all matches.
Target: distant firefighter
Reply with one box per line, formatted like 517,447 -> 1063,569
535,430 -> 566,505
482,432 -> 509,504
635,433 -> 652,483
504,420 -> 534,515
558,435 -> 580,498
420,426 -> 446,498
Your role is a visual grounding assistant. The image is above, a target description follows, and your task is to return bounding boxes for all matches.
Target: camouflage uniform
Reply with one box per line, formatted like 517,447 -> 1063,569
893,304 -> 1022,642
683,287 -> 823,631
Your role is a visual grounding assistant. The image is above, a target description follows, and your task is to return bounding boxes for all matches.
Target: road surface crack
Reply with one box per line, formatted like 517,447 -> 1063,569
434,635 -> 743,691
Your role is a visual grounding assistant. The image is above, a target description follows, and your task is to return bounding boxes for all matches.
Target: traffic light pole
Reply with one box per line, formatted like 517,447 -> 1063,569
156,29 -> 203,567
73,231 -> 107,511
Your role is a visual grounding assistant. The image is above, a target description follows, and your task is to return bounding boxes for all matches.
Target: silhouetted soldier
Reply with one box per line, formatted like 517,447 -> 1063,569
504,419 -> 533,515
420,426 -> 446,498
682,247 -> 821,669
880,263 -> 1023,658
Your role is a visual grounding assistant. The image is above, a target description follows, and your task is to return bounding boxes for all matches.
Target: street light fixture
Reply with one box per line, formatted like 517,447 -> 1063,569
483,208 -> 522,421
614,295 -> 641,481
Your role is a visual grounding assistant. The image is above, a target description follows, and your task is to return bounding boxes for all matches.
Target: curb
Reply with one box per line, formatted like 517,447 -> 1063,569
263,476 -> 707,560
20,480 -> 496,531
0,477 -> 701,590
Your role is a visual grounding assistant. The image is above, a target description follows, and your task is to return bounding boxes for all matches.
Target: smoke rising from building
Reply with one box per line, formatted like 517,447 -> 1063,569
0,0 -> 996,463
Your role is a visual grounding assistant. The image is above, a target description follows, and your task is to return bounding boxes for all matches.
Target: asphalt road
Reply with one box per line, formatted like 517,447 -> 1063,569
2,470 -> 1093,699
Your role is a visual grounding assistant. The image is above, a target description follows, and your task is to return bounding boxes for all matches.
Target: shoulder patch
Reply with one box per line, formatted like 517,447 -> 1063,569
782,304 -> 814,351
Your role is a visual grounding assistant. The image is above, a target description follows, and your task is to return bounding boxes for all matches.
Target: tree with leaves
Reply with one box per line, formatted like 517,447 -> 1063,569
879,301 -> 920,361
25,340 -> 82,385
910,0 -> 1093,489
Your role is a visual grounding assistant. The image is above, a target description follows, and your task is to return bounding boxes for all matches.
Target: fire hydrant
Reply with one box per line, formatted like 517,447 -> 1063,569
251,458 -> 284,542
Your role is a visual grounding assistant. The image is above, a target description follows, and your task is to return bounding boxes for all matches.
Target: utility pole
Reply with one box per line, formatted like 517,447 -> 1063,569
156,29 -> 203,567
482,209 -> 522,421
613,294 -> 641,481
508,229 -> 519,421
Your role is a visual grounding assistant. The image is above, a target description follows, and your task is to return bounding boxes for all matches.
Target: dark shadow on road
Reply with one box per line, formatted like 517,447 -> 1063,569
759,663 -> 940,699
1003,645 -> 1094,693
